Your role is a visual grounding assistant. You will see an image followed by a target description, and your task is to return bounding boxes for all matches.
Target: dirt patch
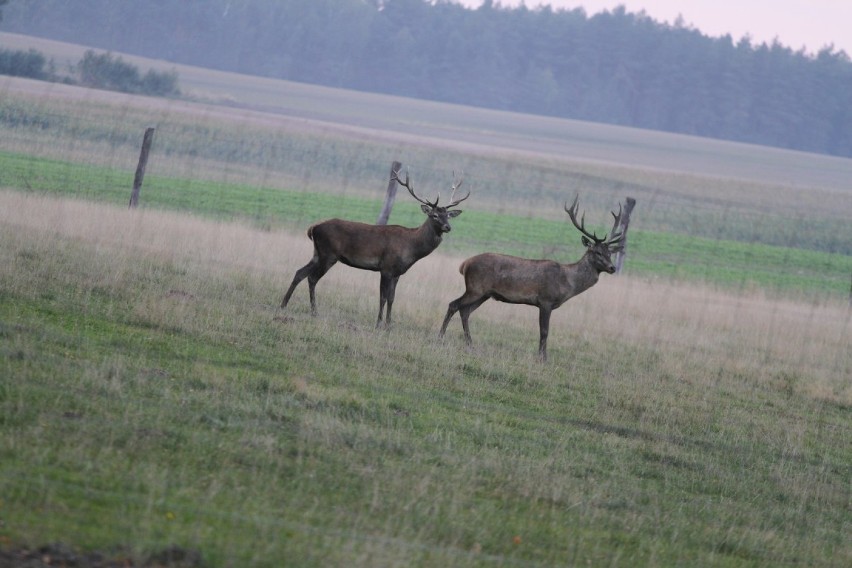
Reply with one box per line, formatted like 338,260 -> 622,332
0,544 -> 203,568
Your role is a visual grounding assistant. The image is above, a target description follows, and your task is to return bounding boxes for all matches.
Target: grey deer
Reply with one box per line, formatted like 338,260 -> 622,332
281,170 -> 469,328
439,195 -> 623,361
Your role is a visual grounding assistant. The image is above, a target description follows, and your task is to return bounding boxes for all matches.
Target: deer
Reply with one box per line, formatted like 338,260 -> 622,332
281,170 -> 469,329
439,195 -> 623,362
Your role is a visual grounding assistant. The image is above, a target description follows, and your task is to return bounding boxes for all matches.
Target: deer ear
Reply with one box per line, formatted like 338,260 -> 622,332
448,210 -> 462,218
421,204 -> 432,214
581,236 -> 592,248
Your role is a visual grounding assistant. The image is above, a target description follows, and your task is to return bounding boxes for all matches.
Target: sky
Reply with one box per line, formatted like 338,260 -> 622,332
456,1 -> 852,56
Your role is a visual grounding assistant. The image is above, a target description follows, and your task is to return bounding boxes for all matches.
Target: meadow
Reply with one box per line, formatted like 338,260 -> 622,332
1,53 -> 851,566
1,190 -> 849,566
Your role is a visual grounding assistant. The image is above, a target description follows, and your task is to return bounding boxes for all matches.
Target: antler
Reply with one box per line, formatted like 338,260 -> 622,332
564,194 -> 604,243
392,169 -> 470,209
565,195 -> 624,247
607,203 -> 624,247
393,168 -> 438,207
445,171 -> 470,208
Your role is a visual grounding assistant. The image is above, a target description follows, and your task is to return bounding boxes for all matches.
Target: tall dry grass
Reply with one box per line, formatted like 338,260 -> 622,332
3,188 -> 849,407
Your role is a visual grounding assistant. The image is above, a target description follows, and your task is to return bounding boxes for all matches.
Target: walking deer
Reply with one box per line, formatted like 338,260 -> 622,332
281,170 -> 469,328
439,195 -> 623,361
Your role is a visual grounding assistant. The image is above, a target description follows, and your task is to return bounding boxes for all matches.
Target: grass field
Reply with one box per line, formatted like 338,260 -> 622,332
1,191 -> 849,566
1,41 -> 851,566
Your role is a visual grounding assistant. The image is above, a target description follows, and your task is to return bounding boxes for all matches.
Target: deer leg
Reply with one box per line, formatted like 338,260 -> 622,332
305,257 -> 336,316
441,292 -> 484,338
281,259 -> 318,308
383,276 -> 400,329
538,306 -> 552,362
458,296 -> 489,346
376,273 -> 391,328
439,297 -> 463,337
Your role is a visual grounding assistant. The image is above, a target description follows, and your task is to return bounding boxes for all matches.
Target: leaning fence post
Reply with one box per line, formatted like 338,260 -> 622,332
613,197 -> 636,274
376,161 -> 402,225
129,126 -> 156,208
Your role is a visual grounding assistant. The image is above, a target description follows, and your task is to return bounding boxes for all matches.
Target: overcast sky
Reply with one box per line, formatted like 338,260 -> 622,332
456,1 -> 852,56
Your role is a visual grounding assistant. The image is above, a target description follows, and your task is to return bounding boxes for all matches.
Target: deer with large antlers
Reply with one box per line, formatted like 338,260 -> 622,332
281,170 -> 469,328
439,195 -> 623,361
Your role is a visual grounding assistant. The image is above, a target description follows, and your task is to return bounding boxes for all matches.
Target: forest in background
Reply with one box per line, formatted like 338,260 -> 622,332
1,0 -> 851,158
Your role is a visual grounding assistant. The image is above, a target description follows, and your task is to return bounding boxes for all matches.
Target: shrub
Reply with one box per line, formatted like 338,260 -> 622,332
0,47 -> 49,79
77,49 -> 179,97
141,68 -> 180,97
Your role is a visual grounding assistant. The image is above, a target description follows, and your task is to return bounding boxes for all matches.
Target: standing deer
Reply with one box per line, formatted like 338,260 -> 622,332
281,170 -> 469,328
439,195 -> 623,361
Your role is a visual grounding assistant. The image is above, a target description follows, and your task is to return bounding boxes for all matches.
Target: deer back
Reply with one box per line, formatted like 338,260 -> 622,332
462,251 -> 612,308
460,253 -> 565,305
310,218 -> 442,272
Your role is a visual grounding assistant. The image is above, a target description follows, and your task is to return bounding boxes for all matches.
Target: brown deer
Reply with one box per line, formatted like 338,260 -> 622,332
439,195 -> 623,361
281,170 -> 469,328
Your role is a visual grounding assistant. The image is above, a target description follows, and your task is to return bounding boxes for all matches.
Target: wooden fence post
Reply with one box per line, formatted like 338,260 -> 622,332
129,126 -> 155,208
613,197 -> 636,274
376,161 -> 402,225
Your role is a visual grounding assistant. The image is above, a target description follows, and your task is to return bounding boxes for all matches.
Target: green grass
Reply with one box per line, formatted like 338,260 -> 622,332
2,150 -> 850,299
1,201 -> 849,566
1,62 -> 851,566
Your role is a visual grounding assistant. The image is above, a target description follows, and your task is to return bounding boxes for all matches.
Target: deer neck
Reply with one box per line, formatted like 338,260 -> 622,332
412,219 -> 443,255
561,254 -> 602,296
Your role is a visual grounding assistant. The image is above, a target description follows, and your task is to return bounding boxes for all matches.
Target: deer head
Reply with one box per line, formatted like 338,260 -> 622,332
565,195 -> 624,274
393,169 -> 469,233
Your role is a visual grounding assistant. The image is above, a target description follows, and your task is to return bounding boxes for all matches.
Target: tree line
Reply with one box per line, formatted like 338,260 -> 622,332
2,0 -> 851,157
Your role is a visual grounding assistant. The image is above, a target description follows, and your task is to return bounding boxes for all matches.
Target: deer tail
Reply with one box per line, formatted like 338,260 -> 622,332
306,224 -> 316,241
459,258 -> 471,275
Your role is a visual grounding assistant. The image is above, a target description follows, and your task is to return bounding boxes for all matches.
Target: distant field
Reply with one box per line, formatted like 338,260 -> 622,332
3,31 -> 852,192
